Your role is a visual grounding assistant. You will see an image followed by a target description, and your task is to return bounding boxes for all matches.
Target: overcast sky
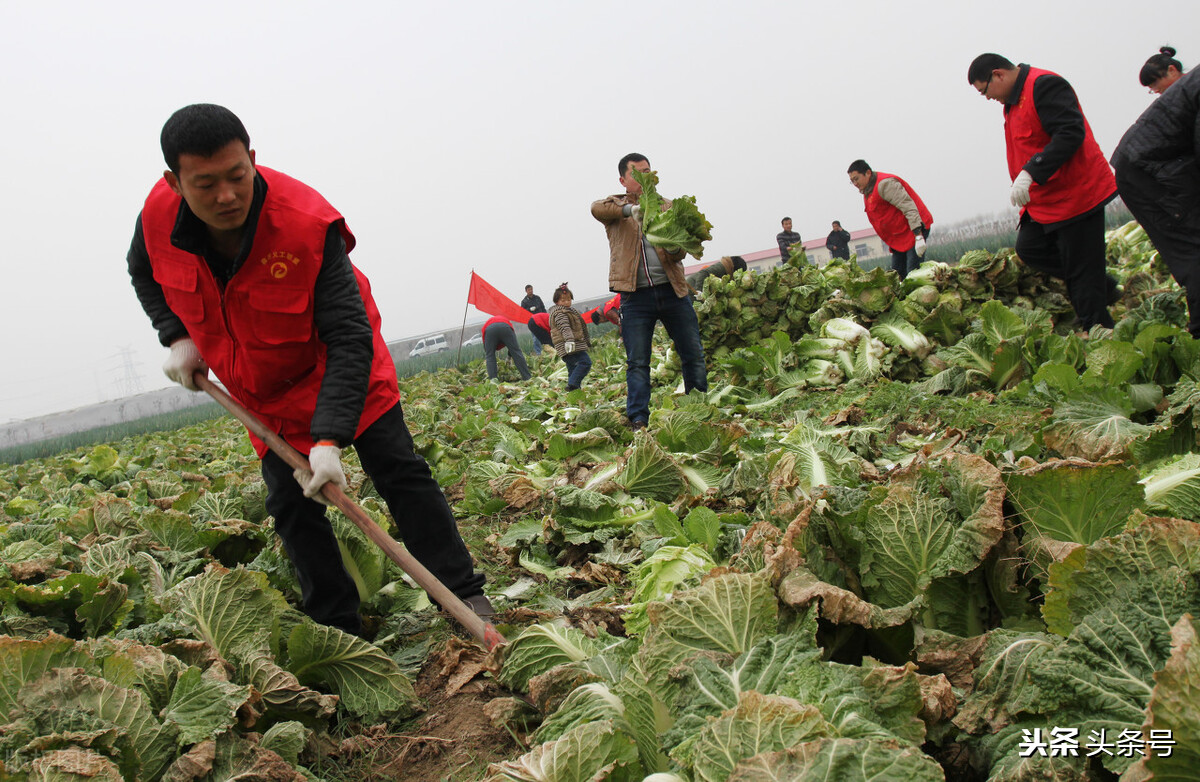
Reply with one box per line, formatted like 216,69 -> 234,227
1,0 -> 1195,422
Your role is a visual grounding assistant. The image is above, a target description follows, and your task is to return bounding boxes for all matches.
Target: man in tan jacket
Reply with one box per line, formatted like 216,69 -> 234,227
591,153 -> 708,430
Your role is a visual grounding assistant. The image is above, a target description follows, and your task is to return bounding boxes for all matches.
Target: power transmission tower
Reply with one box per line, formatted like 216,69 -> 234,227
106,346 -> 145,398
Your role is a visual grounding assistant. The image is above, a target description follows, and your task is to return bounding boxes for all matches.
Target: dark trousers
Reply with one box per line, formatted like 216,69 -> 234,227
563,351 -> 592,388
1115,165 -> 1200,337
1016,209 -> 1115,330
889,227 -> 928,280
261,402 -> 485,634
483,322 -> 531,380
619,284 -> 707,424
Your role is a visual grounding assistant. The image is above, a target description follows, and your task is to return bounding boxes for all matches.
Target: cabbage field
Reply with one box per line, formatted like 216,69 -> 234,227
2,222 -> 1200,781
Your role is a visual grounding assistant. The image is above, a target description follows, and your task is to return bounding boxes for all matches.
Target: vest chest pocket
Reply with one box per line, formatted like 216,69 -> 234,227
240,287 -> 315,346
152,263 -> 207,325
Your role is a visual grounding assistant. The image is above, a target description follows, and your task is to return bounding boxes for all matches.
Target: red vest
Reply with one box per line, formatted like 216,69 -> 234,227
1004,67 -> 1116,223
530,312 -> 551,331
863,173 -> 933,252
140,167 -> 400,457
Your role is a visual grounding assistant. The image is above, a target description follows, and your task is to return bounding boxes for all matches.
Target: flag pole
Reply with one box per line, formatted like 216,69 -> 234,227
458,270 -> 472,365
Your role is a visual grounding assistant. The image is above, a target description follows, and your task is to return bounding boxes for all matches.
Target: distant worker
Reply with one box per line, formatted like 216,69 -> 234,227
585,295 -> 622,327
825,220 -> 852,260
968,53 -> 1119,330
127,104 -> 491,634
521,284 -> 548,352
549,284 -> 592,391
1140,46 -> 1185,95
687,255 -> 748,291
847,160 -> 932,280
481,315 -> 532,381
1112,64 -> 1200,336
591,152 -> 708,431
776,217 -> 802,263
527,311 -> 552,353
521,284 -> 547,314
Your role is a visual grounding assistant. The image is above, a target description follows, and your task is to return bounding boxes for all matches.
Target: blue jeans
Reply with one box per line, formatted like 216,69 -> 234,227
619,284 -> 707,423
563,351 -> 592,388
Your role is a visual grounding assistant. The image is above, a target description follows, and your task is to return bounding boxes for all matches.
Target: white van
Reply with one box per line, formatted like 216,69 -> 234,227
408,334 -> 449,358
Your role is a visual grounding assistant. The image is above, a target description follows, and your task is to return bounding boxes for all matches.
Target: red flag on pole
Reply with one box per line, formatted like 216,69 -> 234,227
467,271 -> 533,324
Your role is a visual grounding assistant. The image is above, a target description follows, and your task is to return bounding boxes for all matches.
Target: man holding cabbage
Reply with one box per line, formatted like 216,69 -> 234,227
591,153 -> 712,431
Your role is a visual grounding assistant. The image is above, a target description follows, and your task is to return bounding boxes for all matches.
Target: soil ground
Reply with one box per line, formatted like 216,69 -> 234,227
328,637 -> 520,781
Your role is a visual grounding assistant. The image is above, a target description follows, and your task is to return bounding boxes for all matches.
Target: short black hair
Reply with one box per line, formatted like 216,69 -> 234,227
525,284 -> 533,290
781,217 -> 792,224
160,104 -> 250,174
618,152 -> 649,177
553,284 -> 573,304
1141,46 -> 1184,87
832,220 -> 842,227
967,53 -> 1016,84
847,159 -> 871,175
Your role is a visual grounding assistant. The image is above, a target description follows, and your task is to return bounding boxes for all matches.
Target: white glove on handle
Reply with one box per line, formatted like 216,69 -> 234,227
913,235 -> 927,258
1010,170 -> 1034,207
294,444 -> 347,504
163,338 -> 207,391
564,340 -> 575,354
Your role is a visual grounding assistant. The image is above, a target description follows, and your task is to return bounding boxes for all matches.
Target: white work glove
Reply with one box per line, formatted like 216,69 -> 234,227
564,340 -> 575,354
163,337 -> 207,391
1010,170 -> 1034,207
913,234 -> 927,258
293,444 -> 347,504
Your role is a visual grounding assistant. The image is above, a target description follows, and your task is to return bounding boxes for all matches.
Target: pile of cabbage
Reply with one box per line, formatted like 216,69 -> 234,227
690,222 -> 1185,392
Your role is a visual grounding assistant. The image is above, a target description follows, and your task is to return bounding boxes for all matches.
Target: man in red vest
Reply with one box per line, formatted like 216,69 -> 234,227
847,160 -> 933,280
127,104 -> 491,634
969,54 -> 1119,330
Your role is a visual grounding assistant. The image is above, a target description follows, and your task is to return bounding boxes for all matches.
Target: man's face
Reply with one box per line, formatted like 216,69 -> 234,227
165,140 -> 256,235
832,222 -> 841,231
620,159 -> 651,195
525,286 -> 533,296
973,69 -> 1013,104
848,170 -> 872,195
782,219 -> 793,232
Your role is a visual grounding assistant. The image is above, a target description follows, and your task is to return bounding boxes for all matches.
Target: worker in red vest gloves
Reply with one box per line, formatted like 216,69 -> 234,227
127,104 -> 492,634
968,53 -> 1120,331
847,160 -> 933,280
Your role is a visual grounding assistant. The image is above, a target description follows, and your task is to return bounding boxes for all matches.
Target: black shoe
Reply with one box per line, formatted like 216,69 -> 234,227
630,419 -> 648,432
566,384 -> 579,391
463,594 -> 496,620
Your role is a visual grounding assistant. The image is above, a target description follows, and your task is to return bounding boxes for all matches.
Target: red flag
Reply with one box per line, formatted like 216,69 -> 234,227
467,272 -> 532,324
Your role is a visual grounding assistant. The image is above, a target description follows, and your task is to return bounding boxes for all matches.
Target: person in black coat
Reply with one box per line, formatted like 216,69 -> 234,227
1111,66 -> 1200,336
825,221 -> 852,260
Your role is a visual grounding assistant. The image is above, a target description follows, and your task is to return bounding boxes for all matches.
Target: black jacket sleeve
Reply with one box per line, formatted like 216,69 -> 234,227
127,215 -> 189,348
1025,74 -> 1087,184
309,225 -> 374,445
